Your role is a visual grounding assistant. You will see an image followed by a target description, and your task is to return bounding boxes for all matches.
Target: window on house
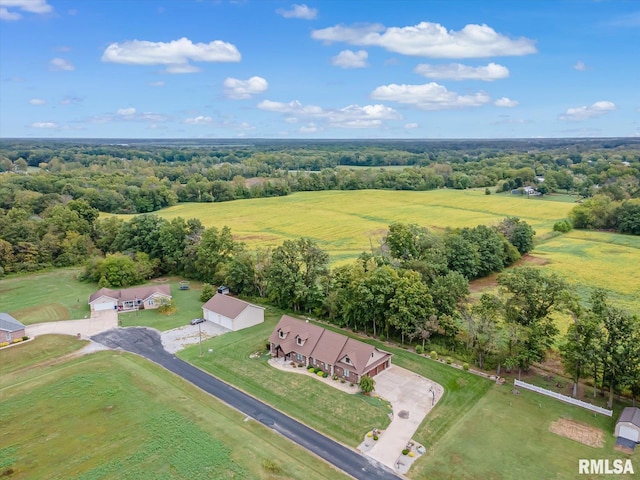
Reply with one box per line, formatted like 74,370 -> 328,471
278,330 -> 285,339
297,353 -> 302,361
344,370 -> 349,378
148,299 -> 154,306
344,356 -> 351,364
6,332 -> 10,341
324,363 -> 329,370
296,336 -> 303,346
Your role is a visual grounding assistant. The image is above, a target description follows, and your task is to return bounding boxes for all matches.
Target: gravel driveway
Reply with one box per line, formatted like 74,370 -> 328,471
161,321 -> 231,353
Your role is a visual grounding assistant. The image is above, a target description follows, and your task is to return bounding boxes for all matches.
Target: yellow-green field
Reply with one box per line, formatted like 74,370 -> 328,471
534,230 -> 640,312
109,189 -> 575,263
107,189 -> 639,312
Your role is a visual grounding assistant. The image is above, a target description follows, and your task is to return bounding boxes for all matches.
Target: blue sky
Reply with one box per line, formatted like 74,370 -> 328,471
1,0 -> 639,139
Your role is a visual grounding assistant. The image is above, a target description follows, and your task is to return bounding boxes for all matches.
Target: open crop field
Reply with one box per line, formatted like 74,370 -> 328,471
0,336 -> 348,480
534,230 -> 640,312
108,189 -> 575,264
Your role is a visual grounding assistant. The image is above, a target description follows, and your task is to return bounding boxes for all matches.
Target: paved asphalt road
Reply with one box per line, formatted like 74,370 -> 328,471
92,327 -> 402,480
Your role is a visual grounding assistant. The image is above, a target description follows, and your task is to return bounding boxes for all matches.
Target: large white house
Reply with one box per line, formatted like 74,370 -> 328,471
202,293 -> 264,331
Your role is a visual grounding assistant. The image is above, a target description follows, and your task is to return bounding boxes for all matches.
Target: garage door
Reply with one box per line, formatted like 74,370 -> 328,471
93,302 -> 115,312
619,425 -> 640,442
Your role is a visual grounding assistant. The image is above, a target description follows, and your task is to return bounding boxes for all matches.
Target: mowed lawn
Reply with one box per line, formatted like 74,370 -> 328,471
0,271 -> 205,331
108,189 -> 575,263
414,383 -> 638,480
0,268 -> 95,323
178,307 -> 393,447
0,336 -> 348,480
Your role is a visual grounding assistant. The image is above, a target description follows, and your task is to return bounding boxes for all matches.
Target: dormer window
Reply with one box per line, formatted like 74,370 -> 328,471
296,336 -> 304,346
278,329 -> 285,339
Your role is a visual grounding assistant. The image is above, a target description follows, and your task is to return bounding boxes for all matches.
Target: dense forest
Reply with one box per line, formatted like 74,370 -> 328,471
1,138 -> 639,404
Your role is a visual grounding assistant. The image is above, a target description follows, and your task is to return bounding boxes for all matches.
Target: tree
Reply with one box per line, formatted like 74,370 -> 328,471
461,225 -> 506,277
388,270 -> 434,344
617,199 -> 640,235
359,375 -> 375,395
444,232 -> 480,279
195,226 -> 239,282
498,267 -> 572,370
430,271 -> 469,317
560,302 -> 601,398
496,217 -> 535,255
266,238 -> 329,312
461,294 -> 503,370
200,283 -> 216,303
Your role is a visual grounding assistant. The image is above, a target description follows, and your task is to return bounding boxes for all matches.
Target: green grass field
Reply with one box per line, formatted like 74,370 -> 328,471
416,383 -> 637,480
0,336 -> 348,480
0,268 -> 95,323
108,189 -> 576,264
118,278 -> 206,331
178,306 -> 392,447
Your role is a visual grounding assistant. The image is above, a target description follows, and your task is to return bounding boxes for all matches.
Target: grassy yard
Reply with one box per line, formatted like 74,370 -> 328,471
0,268 -> 95,323
107,189 -> 575,264
413,383 -> 638,480
0,336 -> 348,480
0,271 -> 205,331
118,278 -> 206,331
0,334 -> 86,376
178,306 -> 392,447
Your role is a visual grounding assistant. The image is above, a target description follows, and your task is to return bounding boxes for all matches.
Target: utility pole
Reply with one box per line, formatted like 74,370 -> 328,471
198,321 -> 203,357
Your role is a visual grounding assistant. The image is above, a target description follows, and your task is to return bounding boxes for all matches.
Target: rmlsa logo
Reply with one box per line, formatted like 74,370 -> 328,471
578,459 -> 634,475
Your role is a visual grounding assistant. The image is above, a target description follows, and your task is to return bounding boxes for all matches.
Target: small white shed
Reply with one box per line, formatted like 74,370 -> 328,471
615,407 -> 640,443
202,293 -> 264,332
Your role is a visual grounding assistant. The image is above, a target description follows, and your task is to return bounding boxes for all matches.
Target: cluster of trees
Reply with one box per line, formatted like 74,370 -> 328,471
561,290 -> 640,408
569,195 -> 640,234
1,139 -> 638,216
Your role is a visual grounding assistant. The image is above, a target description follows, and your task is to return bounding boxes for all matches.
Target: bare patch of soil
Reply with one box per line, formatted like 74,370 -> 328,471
549,418 -> 604,448
515,254 -> 551,267
468,273 -> 498,293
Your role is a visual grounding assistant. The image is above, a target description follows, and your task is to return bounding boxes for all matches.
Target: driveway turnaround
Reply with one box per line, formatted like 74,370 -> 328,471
26,310 -> 118,338
366,366 -> 443,470
92,327 -> 401,480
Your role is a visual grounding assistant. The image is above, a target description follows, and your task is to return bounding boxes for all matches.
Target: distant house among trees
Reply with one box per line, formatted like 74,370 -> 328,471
269,315 -> 392,383
89,285 -> 171,312
511,186 -> 540,196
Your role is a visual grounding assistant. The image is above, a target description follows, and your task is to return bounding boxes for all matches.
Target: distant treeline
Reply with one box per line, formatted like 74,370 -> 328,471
0,140 -> 638,236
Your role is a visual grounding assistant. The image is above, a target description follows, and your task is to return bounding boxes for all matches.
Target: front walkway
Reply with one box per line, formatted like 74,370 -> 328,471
25,309 -> 118,339
268,357 -> 359,394
364,365 -> 443,471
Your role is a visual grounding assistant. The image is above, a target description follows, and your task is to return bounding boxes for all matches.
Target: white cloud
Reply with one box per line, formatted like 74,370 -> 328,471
299,123 -> 319,133
29,98 -> 46,105
559,101 -> 617,121
404,122 -> 419,129
184,115 -> 213,125
148,81 -> 165,87
277,4 -> 317,20
332,49 -> 368,69
494,97 -> 519,107
30,121 -> 57,128
117,107 -> 136,116
223,76 -> 268,99
415,62 -> 509,81
312,22 -> 537,58
101,37 -> 241,74
0,0 -> 52,20
573,60 -> 588,71
371,82 -> 491,110
0,7 -> 20,20
49,57 -> 75,71
258,99 -> 400,128
60,96 -> 82,105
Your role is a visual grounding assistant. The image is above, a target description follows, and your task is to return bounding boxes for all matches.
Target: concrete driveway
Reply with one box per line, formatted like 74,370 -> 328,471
25,309 -> 118,339
365,365 -> 444,470
161,321 -> 230,353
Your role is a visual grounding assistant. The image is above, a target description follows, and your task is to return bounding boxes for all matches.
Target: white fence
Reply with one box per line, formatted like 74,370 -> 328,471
513,379 -> 613,417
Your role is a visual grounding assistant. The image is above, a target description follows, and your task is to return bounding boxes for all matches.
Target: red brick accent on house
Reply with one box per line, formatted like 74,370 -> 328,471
268,315 -> 392,381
